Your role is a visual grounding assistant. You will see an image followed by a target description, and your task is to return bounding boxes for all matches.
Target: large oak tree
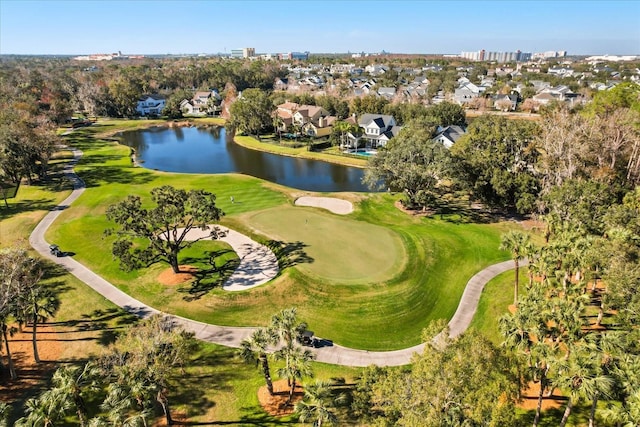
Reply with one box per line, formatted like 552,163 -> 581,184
364,124 -> 453,209
106,185 -> 224,274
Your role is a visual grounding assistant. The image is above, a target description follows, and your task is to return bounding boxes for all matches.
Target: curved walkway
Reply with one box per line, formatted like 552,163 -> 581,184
30,148 -> 520,367
177,227 -> 279,291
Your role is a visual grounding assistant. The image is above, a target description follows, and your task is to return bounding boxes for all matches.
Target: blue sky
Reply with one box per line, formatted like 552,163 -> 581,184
1,0 -> 639,55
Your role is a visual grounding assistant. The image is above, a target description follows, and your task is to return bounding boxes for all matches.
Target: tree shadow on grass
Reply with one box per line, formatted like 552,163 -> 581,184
169,344 -> 257,424
178,250 -> 241,301
516,403 -> 591,427
46,307 -> 139,346
415,198 -> 529,225
77,165 -> 155,188
0,173 -> 70,218
265,240 -> 313,269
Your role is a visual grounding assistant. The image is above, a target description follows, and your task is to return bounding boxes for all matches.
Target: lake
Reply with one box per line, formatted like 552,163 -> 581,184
120,126 -> 373,192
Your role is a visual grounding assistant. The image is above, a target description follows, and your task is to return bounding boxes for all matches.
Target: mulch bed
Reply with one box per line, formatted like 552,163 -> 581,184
257,379 -> 304,417
157,265 -> 198,285
0,324 -> 63,403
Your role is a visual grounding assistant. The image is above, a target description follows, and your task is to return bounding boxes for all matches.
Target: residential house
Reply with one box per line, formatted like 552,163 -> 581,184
432,125 -> 466,149
346,114 -> 401,149
454,81 -> 482,105
492,93 -> 519,111
431,90 -> 447,104
377,87 -> 396,100
275,102 -> 337,137
412,75 -> 430,85
530,80 -> 552,92
532,85 -> 581,108
423,64 -> 443,72
274,101 -> 300,131
180,90 -> 221,116
136,94 -> 166,116
274,78 -> 289,90
547,66 -> 575,77
364,64 -> 389,75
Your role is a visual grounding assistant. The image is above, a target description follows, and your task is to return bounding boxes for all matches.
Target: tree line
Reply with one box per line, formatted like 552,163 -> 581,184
366,82 -> 640,214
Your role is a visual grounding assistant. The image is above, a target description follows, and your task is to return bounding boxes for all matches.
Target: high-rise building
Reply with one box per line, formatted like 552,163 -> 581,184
230,48 -> 255,59
460,49 -> 533,63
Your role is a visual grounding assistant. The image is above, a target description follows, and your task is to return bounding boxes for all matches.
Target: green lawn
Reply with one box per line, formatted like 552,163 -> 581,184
243,205 -> 406,283
468,268 -> 526,344
234,134 -> 369,168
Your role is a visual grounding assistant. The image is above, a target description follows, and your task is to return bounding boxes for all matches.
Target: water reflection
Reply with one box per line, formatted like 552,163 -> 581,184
121,126 -> 372,192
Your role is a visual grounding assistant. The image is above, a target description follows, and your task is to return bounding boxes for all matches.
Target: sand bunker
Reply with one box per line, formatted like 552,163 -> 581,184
294,196 -> 354,215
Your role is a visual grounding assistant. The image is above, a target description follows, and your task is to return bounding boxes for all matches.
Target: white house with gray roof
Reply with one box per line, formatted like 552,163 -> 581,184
136,94 -> 165,116
433,125 -> 466,149
345,114 -> 402,149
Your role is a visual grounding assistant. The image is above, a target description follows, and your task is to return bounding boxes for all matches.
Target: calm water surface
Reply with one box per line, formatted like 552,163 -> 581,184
121,126 -> 371,192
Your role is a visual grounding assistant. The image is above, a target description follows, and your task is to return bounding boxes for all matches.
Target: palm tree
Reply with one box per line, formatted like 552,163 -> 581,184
98,380 -> 153,427
275,345 -> 314,404
499,230 -> 531,307
15,396 -> 59,427
554,350 -> 614,427
273,114 -> 285,143
239,327 -> 278,395
27,287 -> 60,363
46,362 -> 101,427
295,380 -> 345,426
270,307 -> 307,349
0,402 -> 10,427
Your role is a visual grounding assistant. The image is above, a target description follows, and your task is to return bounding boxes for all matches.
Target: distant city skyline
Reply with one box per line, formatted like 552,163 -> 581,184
1,0 -> 639,56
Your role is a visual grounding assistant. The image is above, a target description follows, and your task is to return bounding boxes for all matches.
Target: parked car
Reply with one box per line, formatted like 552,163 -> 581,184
49,244 -> 63,257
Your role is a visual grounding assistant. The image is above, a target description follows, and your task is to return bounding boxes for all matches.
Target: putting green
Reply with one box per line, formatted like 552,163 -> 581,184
243,206 -> 406,283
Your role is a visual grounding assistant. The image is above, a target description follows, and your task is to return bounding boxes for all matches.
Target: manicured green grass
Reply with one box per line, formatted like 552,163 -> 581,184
468,268 -> 527,344
234,134 -> 369,168
244,205 -> 405,283
0,151 -> 74,249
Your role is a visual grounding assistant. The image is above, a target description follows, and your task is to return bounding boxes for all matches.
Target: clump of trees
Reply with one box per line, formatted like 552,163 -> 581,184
15,315 -> 195,426
364,124 -> 453,208
351,322 -> 520,426
0,248 -> 59,380
497,194 -> 640,426
239,307 -> 352,426
239,308 -> 314,404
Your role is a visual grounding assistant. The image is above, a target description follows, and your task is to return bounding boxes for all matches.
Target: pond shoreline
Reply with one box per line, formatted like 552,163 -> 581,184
96,117 -> 368,169
116,122 -> 372,192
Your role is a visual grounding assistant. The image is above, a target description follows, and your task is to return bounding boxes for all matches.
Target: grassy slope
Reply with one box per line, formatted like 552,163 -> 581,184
234,134 -> 369,168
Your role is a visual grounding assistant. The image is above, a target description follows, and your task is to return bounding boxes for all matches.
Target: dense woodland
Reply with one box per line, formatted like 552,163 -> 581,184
0,56 -> 639,426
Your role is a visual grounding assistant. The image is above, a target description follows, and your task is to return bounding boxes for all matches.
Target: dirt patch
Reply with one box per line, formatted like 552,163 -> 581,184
519,219 -> 544,231
257,379 -> 304,417
518,381 -> 564,411
0,324 -> 63,402
157,265 -> 198,285
394,200 -> 434,217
